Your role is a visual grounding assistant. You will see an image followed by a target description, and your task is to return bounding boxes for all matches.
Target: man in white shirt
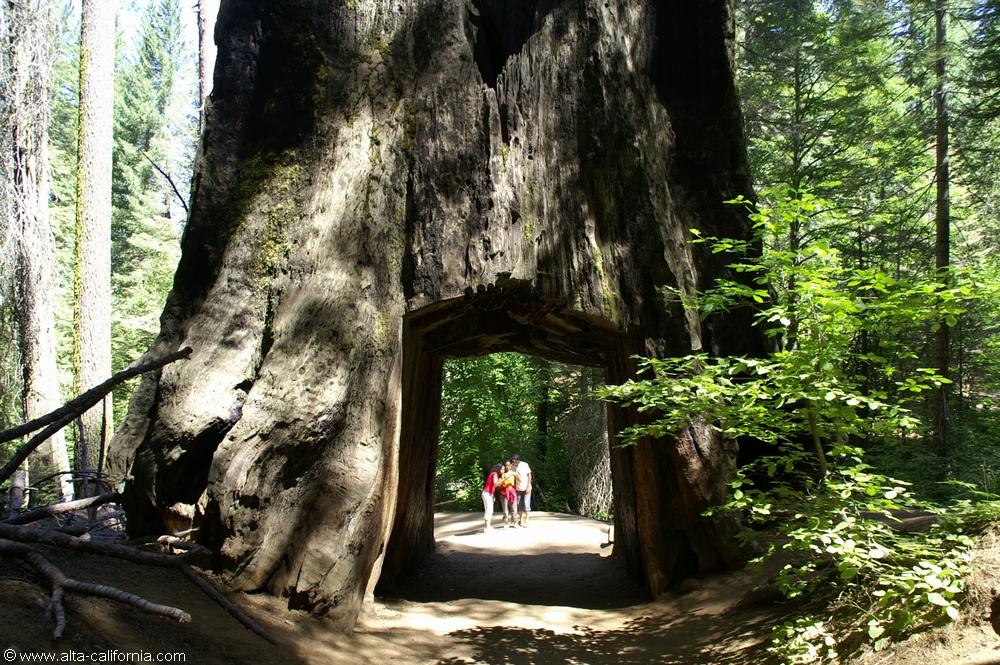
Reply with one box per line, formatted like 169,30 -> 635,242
511,454 -> 532,527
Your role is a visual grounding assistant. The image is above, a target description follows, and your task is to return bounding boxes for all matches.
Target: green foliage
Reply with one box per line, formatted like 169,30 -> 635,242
602,188 -> 992,662
438,353 -> 536,508
437,353 -> 610,516
609,189 -> 975,453
736,0 -> 932,249
728,447 -> 973,663
108,0 -> 192,424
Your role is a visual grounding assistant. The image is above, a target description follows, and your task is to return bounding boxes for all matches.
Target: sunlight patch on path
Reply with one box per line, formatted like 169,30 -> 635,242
432,511 -> 612,555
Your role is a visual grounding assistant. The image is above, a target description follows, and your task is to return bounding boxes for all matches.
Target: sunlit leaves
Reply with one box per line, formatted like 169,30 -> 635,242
602,187 -> 984,662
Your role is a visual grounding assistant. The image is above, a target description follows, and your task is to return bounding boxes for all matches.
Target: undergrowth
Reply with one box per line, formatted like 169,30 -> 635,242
601,188 -> 997,663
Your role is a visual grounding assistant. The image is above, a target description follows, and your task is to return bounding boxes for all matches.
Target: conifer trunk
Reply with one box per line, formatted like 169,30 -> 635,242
74,0 -> 116,491
932,0 -> 951,457
7,0 -> 73,502
195,0 -> 211,133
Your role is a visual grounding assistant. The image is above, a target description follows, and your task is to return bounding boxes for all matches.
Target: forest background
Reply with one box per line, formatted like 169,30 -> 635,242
2,0 -> 1000,520
2,0 -> 1000,659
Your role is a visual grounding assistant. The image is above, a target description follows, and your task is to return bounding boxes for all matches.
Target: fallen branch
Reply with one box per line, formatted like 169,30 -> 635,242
54,512 -> 126,540
0,347 -> 193,486
0,347 -> 192,446
0,522 -> 275,642
155,535 -> 205,554
3,493 -> 118,526
0,539 -> 191,638
0,522 -> 203,567
180,565 -> 277,644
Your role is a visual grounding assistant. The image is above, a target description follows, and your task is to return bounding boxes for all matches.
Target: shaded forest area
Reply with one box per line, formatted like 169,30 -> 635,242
1,0 -> 1000,662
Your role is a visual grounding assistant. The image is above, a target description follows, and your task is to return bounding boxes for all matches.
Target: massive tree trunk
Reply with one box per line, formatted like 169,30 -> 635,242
110,0 -> 760,627
74,0 -> 116,490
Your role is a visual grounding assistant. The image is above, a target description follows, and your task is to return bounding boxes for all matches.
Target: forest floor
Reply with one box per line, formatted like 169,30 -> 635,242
1,511 -> 999,664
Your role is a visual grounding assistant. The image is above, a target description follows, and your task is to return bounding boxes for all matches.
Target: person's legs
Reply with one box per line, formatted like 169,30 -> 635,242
482,490 -> 494,531
521,491 -> 531,525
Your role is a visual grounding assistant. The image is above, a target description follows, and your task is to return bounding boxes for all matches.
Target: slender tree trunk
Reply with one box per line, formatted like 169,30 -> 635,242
535,361 -> 549,464
8,468 -> 28,516
7,0 -> 74,502
74,0 -> 116,493
931,0 -> 950,457
196,0 -> 210,133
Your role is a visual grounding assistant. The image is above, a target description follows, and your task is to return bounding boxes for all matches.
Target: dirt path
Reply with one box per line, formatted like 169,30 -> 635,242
3,511 -> 995,664
386,511 -> 647,609
0,512 -> 776,663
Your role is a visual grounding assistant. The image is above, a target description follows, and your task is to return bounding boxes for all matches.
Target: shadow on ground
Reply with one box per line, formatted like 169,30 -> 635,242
384,511 -> 647,609
435,608 -> 778,665
390,550 -> 647,609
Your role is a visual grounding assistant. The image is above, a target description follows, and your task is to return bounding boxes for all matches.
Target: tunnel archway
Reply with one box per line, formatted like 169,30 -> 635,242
378,277 -> 646,594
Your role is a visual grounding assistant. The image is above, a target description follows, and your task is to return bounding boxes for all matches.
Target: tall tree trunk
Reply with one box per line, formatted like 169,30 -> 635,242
196,0 -> 211,133
6,0 -> 74,503
931,0 -> 951,457
74,0 -> 116,494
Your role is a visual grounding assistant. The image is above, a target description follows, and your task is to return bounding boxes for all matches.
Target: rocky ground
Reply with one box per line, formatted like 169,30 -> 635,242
1,511 -> 998,664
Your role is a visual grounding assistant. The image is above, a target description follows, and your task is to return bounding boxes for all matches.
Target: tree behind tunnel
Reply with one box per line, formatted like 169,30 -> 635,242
108,0 -> 762,626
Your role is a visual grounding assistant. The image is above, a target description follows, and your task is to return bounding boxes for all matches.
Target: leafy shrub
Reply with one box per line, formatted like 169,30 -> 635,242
602,188 -> 984,662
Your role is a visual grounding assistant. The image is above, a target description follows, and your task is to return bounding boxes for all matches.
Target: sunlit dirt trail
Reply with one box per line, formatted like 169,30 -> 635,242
28,511 -> 998,664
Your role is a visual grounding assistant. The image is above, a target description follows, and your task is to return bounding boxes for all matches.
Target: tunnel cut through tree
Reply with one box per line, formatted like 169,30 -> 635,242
109,0 -> 763,627
434,351 -> 610,518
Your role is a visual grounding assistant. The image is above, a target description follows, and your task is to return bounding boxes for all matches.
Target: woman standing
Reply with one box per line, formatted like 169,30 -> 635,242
481,464 -> 503,532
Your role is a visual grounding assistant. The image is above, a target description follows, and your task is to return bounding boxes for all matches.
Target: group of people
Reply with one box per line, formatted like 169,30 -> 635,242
481,454 -> 532,531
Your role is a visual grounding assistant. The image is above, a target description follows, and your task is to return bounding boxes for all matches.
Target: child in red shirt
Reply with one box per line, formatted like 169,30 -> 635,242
499,463 -> 518,527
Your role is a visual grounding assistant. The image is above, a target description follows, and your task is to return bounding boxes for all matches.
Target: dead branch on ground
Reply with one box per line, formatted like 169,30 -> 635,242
179,565 -> 278,644
0,522 -> 276,643
0,538 -> 191,638
3,493 -> 117,526
0,345 -> 275,643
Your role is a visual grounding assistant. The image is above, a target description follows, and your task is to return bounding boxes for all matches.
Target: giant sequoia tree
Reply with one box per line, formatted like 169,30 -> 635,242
109,0 -> 761,626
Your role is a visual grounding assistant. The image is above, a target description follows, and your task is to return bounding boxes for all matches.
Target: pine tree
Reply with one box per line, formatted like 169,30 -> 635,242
1,0 -> 74,502
737,0 -> 934,269
74,0 -> 116,493
109,0 -> 193,425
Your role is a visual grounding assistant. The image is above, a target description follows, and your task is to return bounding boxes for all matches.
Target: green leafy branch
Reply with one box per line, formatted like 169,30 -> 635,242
601,187 -> 989,662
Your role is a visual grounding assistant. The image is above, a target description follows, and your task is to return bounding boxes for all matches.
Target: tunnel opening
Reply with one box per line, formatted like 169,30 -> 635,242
375,277 -> 651,607
381,351 -> 646,609
434,352 -> 612,521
